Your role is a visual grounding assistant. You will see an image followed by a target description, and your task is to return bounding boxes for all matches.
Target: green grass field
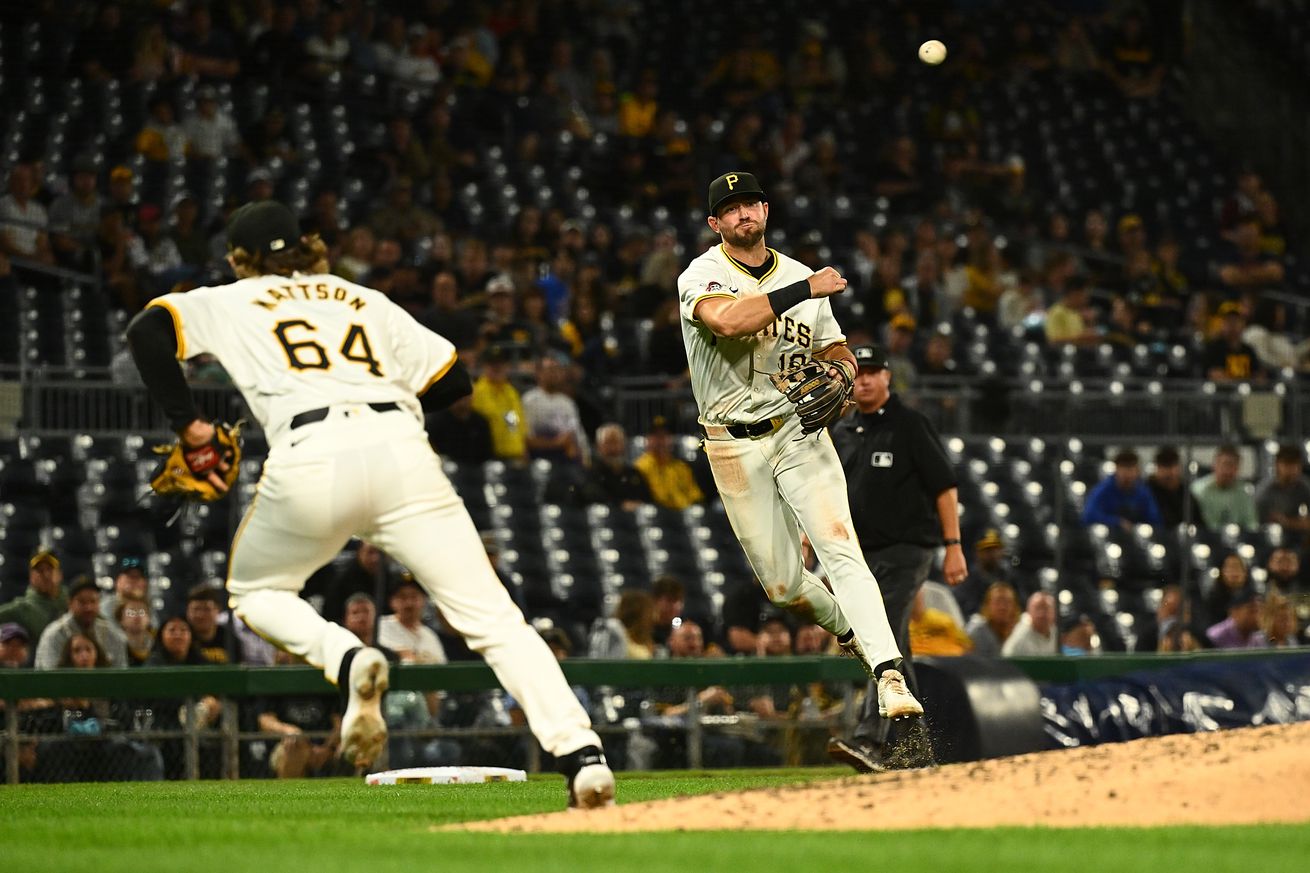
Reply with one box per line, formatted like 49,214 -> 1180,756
2,770 -> 1306,873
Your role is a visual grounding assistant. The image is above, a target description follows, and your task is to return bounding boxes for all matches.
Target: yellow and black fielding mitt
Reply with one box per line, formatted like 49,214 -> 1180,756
770,359 -> 855,435
150,420 -> 244,502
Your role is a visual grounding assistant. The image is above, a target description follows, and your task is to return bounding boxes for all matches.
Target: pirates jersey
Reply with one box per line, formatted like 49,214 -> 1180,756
677,244 -> 845,425
148,272 -> 455,447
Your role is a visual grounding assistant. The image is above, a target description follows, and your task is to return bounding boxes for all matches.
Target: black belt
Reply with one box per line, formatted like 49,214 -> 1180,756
699,418 -> 779,439
289,401 -> 401,430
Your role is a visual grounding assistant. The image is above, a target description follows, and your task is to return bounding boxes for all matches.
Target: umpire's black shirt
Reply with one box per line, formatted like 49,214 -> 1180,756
830,394 -> 957,551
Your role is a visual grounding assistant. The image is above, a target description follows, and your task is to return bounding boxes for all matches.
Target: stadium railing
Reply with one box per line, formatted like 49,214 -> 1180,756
0,650 -> 1297,785
6,374 -> 1308,441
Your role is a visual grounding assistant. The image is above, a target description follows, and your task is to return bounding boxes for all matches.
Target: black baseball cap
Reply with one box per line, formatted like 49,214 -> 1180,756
117,556 -> 147,576
707,171 -> 767,216
226,201 -> 301,254
67,575 -> 100,598
853,344 -> 889,371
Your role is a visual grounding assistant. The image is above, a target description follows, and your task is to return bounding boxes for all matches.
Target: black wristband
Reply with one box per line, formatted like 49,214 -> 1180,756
767,279 -> 811,318
943,538 -> 961,546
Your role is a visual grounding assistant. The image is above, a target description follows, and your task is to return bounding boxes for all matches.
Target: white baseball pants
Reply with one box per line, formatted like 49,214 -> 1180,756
226,404 -> 601,758
702,413 -> 902,667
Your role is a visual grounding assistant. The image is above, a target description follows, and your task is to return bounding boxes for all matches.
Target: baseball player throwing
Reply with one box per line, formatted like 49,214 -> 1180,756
678,172 -> 923,719
125,201 -> 614,808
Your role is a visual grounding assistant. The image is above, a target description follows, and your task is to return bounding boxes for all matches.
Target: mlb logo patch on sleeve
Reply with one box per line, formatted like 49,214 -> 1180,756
871,452 -> 894,468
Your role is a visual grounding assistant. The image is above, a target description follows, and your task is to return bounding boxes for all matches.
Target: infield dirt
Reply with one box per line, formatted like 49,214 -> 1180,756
464,721 -> 1310,833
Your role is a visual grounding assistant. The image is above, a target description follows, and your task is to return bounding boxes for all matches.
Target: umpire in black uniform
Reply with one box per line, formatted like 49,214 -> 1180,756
826,344 -> 967,772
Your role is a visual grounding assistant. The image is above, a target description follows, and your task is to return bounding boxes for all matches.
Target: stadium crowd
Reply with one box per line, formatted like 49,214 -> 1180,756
1,0 -> 1309,780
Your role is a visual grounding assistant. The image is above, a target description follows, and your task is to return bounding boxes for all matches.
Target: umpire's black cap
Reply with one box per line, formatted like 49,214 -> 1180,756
707,171 -> 767,216
226,201 -> 301,254
853,344 -> 890,371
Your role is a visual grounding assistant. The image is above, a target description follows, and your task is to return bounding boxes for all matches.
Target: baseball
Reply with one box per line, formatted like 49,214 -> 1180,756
919,39 -> 947,65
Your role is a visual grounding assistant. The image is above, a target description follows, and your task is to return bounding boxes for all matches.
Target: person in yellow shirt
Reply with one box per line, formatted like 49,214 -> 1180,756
469,346 -> 527,462
633,417 -> 704,511
1044,276 -> 1101,346
908,588 -> 973,656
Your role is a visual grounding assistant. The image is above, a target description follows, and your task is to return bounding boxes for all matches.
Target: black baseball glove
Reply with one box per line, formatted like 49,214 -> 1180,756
769,359 -> 855,434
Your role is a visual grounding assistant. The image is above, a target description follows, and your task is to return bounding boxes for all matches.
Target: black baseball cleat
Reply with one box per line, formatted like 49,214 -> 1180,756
558,745 -> 616,810
827,737 -> 888,774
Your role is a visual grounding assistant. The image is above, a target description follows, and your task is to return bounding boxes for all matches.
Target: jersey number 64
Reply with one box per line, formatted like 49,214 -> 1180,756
273,319 -> 384,377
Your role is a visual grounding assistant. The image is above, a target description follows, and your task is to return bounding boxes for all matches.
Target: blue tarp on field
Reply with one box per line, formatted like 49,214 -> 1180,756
1040,653 -> 1310,748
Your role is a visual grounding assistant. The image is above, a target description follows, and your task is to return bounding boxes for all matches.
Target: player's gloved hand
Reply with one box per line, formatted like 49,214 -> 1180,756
807,266 -> 849,298
150,419 -> 244,502
770,359 -> 854,435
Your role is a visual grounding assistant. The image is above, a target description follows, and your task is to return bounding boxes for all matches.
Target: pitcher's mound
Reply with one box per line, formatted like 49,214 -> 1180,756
464,722 -> 1310,833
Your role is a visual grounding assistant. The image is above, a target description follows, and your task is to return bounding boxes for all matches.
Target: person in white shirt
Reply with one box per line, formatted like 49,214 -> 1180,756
377,574 -> 446,665
521,353 -> 591,465
1001,591 -> 1058,656
0,163 -> 53,264
182,88 -> 241,160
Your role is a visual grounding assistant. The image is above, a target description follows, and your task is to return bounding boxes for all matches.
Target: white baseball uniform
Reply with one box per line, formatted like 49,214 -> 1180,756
678,244 -> 902,668
147,274 -> 601,757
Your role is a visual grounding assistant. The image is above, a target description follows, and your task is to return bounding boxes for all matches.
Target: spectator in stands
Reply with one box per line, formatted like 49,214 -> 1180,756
368,176 -> 440,248
1265,548 -> 1304,596
964,582 -> 1019,657
146,615 -> 208,667
100,556 -> 154,625
342,594 -> 396,662
0,622 -> 31,668
1216,218 -> 1285,294
883,314 -> 919,393
130,20 -> 170,83
954,530 -> 1011,617
72,3 -> 133,81
1220,168 -> 1263,232
0,162 -> 54,267
1135,584 -> 1182,652
588,589 -> 657,659
960,237 -> 1009,319
426,394 -> 494,465
128,202 -> 188,294
1159,623 -> 1202,652
1205,553 -> 1257,628
34,575 -> 128,670
998,270 -> 1044,332
48,154 -> 102,269
0,550 -> 67,643
378,574 -> 447,665
1001,592 -> 1058,656
650,576 -> 686,650
1206,589 -> 1268,649
303,7 -> 351,82
908,587 -> 973,656
633,417 -> 704,511
916,327 -> 958,374
114,598 -> 154,667
182,87 -> 241,161
1044,275 -> 1100,347
1147,446 -> 1204,528
419,270 -> 478,352
1255,191 -> 1287,257
1203,302 -> 1266,383
134,95 -> 188,163
1256,445 -> 1310,540
1262,593 -> 1299,648
875,135 -> 926,214
1081,449 -> 1164,531
170,194 -> 209,270
588,423 -> 650,511
185,584 -> 239,664
1059,613 -> 1100,656
470,345 -> 528,463
256,650 -> 348,779
1192,444 -> 1259,531
172,2 -> 241,82
522,353 -> 590,465
321,542 -> 384,624
1102,10 -> 1165,99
